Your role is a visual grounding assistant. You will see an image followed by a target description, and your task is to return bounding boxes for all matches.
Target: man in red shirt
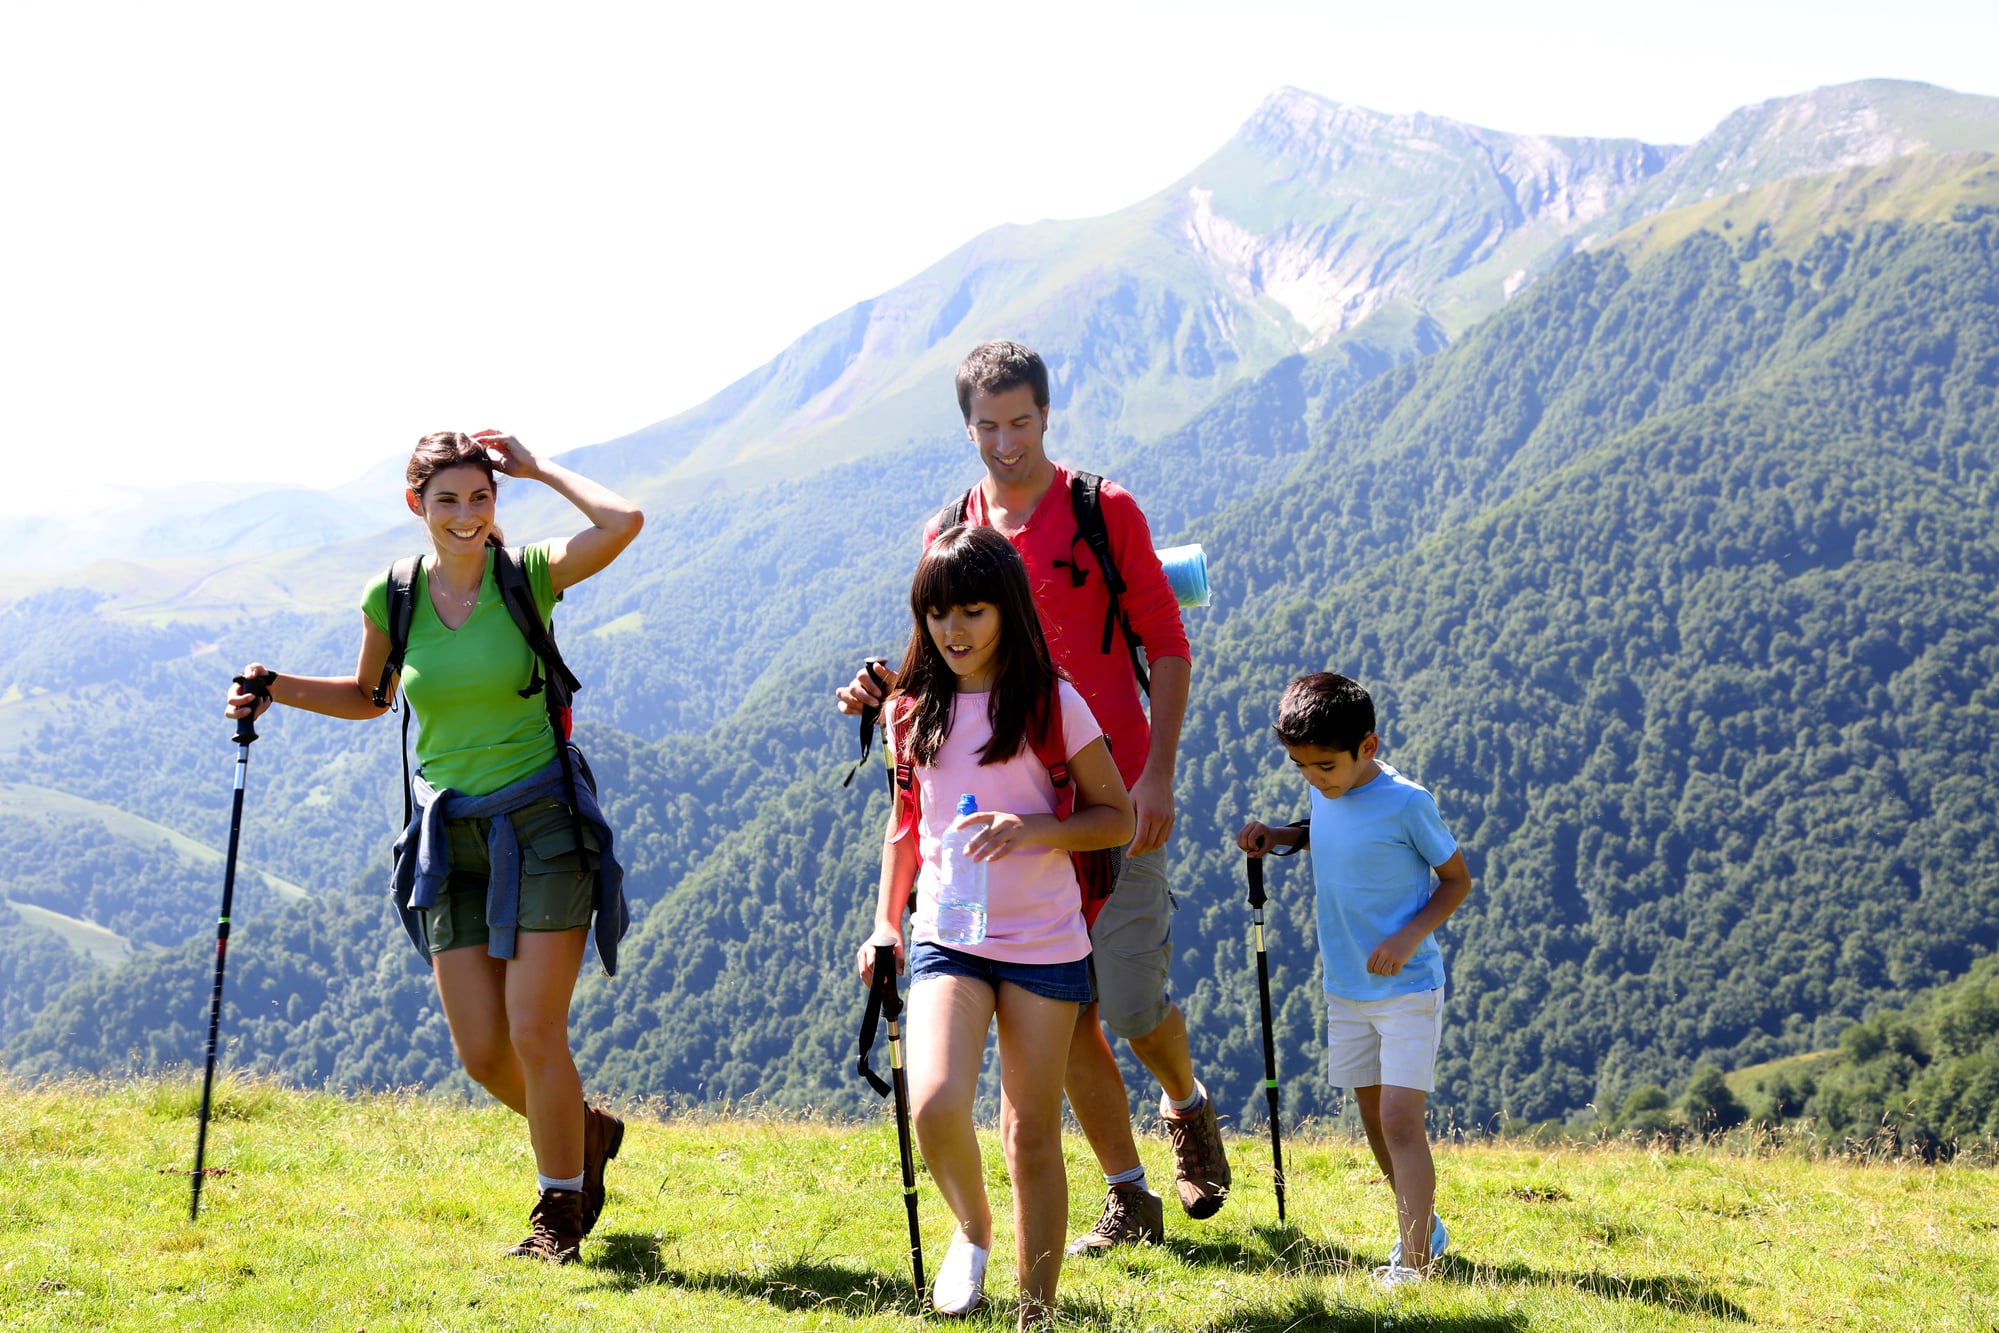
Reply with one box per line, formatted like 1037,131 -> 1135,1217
839,340 -> 1231,1250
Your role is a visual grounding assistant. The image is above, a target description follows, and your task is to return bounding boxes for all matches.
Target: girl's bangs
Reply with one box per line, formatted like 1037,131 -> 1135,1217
912,534 -> 1008,613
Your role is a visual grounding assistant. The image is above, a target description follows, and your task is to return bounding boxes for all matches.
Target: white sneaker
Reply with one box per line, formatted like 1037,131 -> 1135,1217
1387,1212 -> 1449,1267
931,1238 -> 989,1316
1374,1263 -> 1425,1290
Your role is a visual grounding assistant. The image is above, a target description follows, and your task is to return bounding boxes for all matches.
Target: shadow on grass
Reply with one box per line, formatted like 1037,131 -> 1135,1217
1448,1255 -> 1750,1322
1162,1223 -> 1366,1275
1161,1227 -> 1747,1324
586,1232 -> 925,1316
1193,1294 -> 1528,1333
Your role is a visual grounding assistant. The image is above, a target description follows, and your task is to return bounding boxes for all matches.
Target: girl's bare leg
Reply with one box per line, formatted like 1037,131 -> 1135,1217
503,927 -> 590,1179
906,975 -> 998,1251
996,983 -> 1080,1326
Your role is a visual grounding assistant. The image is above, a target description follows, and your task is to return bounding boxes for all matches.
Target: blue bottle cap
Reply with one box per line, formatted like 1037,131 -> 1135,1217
956,793 -> 979,816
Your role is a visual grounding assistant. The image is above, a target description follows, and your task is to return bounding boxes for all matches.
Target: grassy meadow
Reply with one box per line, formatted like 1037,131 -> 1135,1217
8,1076 -> 1997,1331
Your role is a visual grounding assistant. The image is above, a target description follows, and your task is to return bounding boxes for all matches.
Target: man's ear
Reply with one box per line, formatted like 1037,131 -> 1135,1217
405,488 -> 424,517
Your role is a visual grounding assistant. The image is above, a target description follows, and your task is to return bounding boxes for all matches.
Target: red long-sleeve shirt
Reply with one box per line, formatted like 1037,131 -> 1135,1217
924,465 -> 1190,788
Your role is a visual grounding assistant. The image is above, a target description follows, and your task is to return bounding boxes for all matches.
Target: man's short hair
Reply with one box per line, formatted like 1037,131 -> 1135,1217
956,340 -> 1049,421
1274,672 -> 1376,755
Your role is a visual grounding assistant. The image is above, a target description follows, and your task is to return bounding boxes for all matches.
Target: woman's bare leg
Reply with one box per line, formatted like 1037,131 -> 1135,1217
503,927 -> 589,1179
434,946 -> 527,1114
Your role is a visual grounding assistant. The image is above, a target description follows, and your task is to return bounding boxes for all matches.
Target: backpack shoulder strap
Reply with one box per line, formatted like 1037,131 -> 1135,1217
1067,473 -> 1151,696
494,545 -> 582,703
1027,684 -> 1076,821
372,556 -> 421,708
939,487 -> 974,532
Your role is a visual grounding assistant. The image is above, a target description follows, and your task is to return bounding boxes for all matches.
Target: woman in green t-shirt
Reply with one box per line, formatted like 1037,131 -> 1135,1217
224,429 -> 643,1264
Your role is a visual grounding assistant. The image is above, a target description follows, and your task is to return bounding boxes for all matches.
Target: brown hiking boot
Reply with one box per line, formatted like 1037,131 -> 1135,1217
504,1188 -> 585,1264
581,1104 -> 625,1236
1162,1092 -> 1232,1219
1065,1181 -> 1164,1255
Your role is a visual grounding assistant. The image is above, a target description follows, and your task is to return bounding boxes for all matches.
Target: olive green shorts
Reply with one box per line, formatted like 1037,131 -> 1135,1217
423,797 -> 599,957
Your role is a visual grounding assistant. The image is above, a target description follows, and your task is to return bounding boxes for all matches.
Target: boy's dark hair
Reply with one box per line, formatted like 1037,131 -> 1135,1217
955,340 -> 1050,421
894,524 -> 1061,768
1274,672 -> 1375,755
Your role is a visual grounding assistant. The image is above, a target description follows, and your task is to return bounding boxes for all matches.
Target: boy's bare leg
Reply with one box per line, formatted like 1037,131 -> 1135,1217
1351,1085 -> 1397,1181
1065,1003 -> 1142,1174
1357,1084 -> 1436,1269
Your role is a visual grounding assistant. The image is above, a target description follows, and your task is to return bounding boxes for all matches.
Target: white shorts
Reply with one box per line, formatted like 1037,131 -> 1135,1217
1325,987 -> 1443,1093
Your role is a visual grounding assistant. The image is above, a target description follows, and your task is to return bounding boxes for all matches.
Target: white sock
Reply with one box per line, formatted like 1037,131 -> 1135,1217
537,1171 -> 585,1194
1166,1078 -> 1208,1115
1105,1164 -> 1149,1190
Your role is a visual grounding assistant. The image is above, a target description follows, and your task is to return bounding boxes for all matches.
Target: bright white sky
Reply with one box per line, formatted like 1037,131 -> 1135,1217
3,0 -> 1995,518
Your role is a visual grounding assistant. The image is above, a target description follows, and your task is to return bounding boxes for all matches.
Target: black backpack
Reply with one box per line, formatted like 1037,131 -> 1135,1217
372,547 -> 591,871
942,471 -> 1150,696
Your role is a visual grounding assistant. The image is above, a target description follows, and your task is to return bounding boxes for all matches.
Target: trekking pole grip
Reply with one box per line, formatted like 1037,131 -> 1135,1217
1247,853 -> 1265,909
231,672 -> 277,745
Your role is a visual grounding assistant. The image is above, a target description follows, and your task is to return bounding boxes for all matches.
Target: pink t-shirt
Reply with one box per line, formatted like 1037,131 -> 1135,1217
900,680 -> 1103,965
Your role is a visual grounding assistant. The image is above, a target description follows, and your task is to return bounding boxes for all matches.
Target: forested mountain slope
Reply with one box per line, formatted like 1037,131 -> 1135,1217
9,164 -> 1999,1136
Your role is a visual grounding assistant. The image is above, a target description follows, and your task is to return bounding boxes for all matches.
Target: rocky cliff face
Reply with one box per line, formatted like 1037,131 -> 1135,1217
1175,88 -> 1675,345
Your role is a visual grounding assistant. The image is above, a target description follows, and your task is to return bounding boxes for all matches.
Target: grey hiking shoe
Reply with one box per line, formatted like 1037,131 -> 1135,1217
1065,1181 -> 1164,1255
1161,1091 -> 1232,1219
504,1188 -> 585,1264
581,1104 -> 624,1236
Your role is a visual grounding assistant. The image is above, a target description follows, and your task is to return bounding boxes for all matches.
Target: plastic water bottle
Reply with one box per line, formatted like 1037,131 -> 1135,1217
934,793 -> 989,946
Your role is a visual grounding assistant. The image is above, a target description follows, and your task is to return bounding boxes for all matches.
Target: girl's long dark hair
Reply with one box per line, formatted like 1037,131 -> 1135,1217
894,524 -> 1060,768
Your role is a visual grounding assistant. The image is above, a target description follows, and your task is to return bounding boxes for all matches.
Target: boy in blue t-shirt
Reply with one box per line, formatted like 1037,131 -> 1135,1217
1236,672 -> 1472,1288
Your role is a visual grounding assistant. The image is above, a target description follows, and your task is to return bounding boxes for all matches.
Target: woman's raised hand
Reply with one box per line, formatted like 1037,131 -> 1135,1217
470,429 -> 542,480
224,662 -> 274,720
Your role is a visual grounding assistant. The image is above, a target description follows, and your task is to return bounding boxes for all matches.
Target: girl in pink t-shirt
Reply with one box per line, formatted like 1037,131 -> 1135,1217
858,525 -> 1132,1327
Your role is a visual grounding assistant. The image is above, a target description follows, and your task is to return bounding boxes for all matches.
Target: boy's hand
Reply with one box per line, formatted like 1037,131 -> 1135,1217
1367,929 -> 1421,976
1236,821 -> 1277,856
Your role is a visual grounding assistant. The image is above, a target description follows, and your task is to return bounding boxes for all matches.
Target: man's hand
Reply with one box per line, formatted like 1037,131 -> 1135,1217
1129,768 -> 1176,857
1367,929 -> 1421,976
836,660 -> 899,716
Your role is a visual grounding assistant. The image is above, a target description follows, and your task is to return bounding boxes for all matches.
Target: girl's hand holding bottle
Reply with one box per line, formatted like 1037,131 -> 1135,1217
955,809 -> 1039,861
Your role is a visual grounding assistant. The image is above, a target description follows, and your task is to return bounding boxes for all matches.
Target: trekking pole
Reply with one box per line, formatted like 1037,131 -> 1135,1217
857,943 -> 925,1304
190,671 -> 274,1223
1247,854 -> 1288,1223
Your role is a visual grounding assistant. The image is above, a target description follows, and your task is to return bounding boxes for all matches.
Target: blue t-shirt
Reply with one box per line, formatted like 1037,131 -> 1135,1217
1307,764 -> 1459,1000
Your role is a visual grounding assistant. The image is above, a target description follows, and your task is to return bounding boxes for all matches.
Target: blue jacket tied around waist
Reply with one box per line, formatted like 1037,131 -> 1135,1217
390,748 -> 629,974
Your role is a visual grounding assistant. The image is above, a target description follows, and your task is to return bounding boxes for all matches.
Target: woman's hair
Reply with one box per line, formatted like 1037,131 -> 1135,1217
406,431 -> 505,548
893,524 -> 1061,768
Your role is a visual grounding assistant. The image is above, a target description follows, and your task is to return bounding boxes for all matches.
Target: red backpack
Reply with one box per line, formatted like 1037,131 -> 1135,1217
889,688 -> 1124,928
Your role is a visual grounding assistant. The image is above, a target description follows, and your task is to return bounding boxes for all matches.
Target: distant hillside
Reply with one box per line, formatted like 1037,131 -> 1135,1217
7,113 -> 1999,1130
15,80 -> 1998,581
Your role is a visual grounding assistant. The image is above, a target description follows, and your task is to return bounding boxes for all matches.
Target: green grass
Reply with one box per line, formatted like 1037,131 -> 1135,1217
10,1077 -> 1998,1331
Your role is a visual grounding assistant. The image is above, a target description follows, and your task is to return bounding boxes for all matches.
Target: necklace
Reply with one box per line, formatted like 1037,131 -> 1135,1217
428,565 -> 480,611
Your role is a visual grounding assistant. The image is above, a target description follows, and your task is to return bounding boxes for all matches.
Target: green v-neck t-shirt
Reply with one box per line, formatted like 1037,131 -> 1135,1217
361,543 -> 560,797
